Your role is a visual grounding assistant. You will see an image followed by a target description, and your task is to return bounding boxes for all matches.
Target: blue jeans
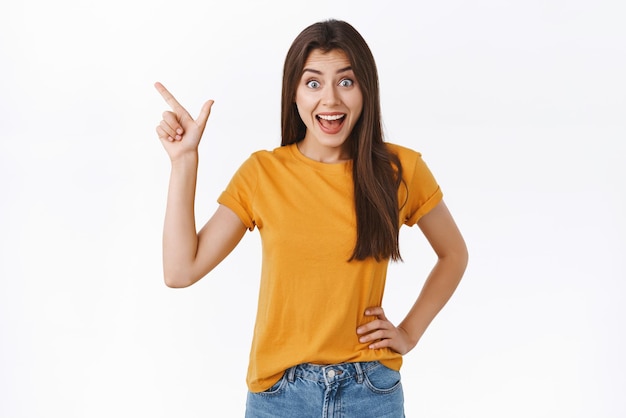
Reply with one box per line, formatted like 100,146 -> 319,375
245,361 -> 405,418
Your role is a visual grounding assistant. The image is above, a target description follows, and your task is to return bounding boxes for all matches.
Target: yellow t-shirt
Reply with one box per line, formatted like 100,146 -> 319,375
217,142 -> 442,392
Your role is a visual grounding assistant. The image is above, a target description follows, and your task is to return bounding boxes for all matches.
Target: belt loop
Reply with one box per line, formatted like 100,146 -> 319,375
354,362 -> 364,384
287,365 -> 296,383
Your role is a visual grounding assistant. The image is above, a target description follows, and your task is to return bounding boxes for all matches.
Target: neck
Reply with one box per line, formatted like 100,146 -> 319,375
296,140 -> 351,163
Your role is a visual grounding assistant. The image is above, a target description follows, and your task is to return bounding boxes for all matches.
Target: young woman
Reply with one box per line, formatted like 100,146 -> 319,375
155,19 -> 467,418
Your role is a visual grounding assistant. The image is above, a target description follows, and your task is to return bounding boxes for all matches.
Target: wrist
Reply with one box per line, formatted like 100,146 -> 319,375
170,150 -> 199,167
398,324 -> 420,348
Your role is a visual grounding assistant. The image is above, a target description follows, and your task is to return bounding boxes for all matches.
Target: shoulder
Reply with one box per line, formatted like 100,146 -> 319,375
384,142 -> 423,166
247,144 -> 292,164
385,142 -> 422,156
233,145 -> 295,180
385,141 -> 439,184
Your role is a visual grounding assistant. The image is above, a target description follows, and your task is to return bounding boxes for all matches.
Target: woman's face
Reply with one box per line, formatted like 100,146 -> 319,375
295,48 -> 363,163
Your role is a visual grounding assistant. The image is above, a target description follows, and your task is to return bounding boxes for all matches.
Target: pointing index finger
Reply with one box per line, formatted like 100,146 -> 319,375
154,82 -> 185,113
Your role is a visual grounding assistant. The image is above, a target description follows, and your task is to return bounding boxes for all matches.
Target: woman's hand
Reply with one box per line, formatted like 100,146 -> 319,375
154,82 -> 214,162
356,307 -> 416,355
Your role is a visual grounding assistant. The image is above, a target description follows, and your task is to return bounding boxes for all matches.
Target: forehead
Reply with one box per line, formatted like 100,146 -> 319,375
302,48 -> 352,70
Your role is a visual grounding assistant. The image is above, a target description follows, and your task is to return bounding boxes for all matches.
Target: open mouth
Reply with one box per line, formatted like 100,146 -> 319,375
316,113 -> 346,134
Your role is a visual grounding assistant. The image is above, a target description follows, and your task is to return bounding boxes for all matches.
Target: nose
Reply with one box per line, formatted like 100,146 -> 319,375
322,85 -> 340,106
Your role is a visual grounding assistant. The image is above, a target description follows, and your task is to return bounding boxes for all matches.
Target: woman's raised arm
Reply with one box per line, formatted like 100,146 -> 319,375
155,82 -> 247,288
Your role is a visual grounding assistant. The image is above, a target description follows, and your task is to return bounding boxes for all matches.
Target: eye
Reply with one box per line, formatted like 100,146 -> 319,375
339,78 -> 354,87
306,80 -> 321,89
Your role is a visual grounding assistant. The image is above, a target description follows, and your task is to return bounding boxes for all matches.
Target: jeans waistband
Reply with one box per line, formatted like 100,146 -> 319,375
287,361 -> 381,385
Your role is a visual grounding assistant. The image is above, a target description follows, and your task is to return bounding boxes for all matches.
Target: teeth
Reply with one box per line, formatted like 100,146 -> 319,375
318,114 -> 345,121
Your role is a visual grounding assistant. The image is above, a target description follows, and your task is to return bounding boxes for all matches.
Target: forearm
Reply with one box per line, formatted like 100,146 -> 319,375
398,252 -> 467,346
162,152 -> 200,287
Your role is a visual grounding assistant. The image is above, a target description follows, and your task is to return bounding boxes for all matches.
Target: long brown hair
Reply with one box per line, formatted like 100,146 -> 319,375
281,19 -> 403,262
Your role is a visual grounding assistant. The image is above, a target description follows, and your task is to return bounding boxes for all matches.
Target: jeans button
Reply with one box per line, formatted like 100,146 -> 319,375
327,369 -> 336,379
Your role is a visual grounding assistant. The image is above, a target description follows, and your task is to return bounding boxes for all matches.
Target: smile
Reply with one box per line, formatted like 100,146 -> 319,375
316,113 -> 346,134
317,114 -> 346,121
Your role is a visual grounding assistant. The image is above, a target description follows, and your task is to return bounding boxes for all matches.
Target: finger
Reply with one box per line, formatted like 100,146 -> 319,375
368,338 -> 393,350
359,329 -> 388,344
162,111 -> 183,137
154,82 -> 191,117
356,319 -> 389,335
156,125 -> 174,142
195,99 -> 214,129
365,307 -> 388,321
159,120 -> 180,141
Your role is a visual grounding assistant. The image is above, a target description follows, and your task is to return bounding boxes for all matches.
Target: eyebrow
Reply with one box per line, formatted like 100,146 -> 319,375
302,66 -> 353,75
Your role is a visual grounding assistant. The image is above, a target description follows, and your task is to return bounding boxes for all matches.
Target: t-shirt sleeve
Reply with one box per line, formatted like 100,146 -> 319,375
402,152 -> 443,226
217,154 -> 259,231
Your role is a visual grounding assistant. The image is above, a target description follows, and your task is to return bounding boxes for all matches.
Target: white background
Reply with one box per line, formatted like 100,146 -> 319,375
1,0 -> 625,416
